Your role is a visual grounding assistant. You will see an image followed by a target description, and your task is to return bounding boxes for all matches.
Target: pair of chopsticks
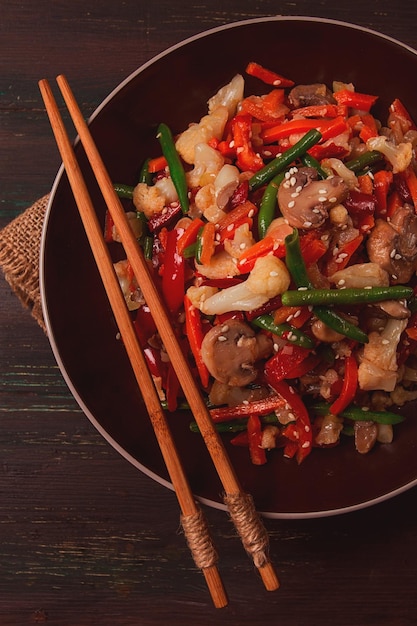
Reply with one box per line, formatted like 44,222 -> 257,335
39,75 -> 279,607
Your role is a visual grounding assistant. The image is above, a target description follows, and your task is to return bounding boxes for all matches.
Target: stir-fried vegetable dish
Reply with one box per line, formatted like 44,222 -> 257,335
108,61 -> 417,465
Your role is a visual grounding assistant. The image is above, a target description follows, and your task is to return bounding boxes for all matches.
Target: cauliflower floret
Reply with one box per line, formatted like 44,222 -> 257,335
208,74 -> 245,118
200,255 -> 290,315
366,135 -> 413,173
358,318 -> 408,391
133,182 -> 165,218
132,177 -> 178,219
186,143 -> 224,188
194,184 -> 227,223
175,105 -> 229,165
329,262 -> 390,288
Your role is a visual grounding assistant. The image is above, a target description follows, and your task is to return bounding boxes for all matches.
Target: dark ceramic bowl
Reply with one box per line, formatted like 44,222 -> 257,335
40,17 -> 417,518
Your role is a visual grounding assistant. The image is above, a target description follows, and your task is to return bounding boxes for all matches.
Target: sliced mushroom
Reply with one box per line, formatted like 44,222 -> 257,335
288,83 -> 336,108
201,318 -> 272,386
367,204 -> 417,283
354,420 -> 378,454
278,166 -> 349,229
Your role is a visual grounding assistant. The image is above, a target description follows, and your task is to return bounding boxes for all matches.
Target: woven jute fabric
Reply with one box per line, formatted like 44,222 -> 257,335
0,195 -> 49,332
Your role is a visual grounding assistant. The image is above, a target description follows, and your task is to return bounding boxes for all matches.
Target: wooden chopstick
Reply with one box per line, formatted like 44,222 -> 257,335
40,74 -> 279,592
38,78 -> 228,609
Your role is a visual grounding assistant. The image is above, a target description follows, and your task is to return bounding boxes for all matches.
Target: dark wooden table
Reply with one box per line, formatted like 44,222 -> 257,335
2,1 -> 417,624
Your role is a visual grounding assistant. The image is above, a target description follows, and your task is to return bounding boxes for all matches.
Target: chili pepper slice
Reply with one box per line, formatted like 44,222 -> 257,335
245,61 -> 294,88
148,155 -> 168,173
329,355 -> 358,415
196,222 -> 216,266
324,233 -> 364,276
232,114 -> 264,172
389,98 -> 417,132
156,122 -> 189,213
177,218 -> 205,255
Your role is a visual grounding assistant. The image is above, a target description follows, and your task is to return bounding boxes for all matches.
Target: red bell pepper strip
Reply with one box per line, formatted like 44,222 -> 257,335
236,235 -> 282,274
373,169 -> 393,217
216,200 -> 258,243
329,355 -> 358,415
161,228 -> 185,314
307,142 -> 349,161
232,114 -> 264,172
210,394 -> 286,423
247,414 -> 267,465
230,431 -> 249,447
264,344 -> 311,382
262,116 -> 348,143
177,218 -> 205,255
333,89 -> 378,112
245,61 -> 294,88
285,353 -> 321,379
265,379 -> 312,464
184,295 -> 210,388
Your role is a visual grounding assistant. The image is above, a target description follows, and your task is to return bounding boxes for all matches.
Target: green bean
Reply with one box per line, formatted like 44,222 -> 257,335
258,172 -> 285,238
281,285 -> 413,307
251,314 -> 315,349
156,123 -> 189,213
113,183 -> 134,199
300,153 -> 328,179
249,128 -> 322,191
345,150 -> 383,173
311,402 -> 405,425
284,229 -> 369,343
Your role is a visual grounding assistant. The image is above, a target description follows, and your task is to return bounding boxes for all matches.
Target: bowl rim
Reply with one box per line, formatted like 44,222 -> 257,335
39,15 -> 417,519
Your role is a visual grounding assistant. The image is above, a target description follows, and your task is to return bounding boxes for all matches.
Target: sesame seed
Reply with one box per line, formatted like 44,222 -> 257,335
318,189 -> 327,194
395,253 -> 402,260
215,233 -> 221,241
288,412 -> 295,420
361,406 -> 370,411
217,335 -> 227,342
263,150 -> 272,157
318,196 -> 327,203
243,399 -> 249,405
288,200 -> 295,208
248,209 -> 255,218
382,338 -> 390,345
293,309 -> 301,318
286,314 -> 294,322
290,176 -> 297,187
273,79 -> 282,86
221,325 -> 229,332
227,223 -> 234,231
302,441 -> 311,448
338,279 -> 346,286
390,249 -> 397,258
305,425 -> 310,433
329,196 -> 337,203
303,221 -> 312,228
162,207 -> 168,215
392,274 -> 398,280
285,171 -> 291,179
298,286 -> 308,291
270,271 -> 278,277
236,147 -> 243,154
296,185 -> 303,193
229,140 -> 235,148
239,242 -> 246,250
291,192 -> 299,198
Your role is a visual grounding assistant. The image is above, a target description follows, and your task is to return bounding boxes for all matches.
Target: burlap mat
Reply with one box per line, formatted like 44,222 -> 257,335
0,195 -> 49,333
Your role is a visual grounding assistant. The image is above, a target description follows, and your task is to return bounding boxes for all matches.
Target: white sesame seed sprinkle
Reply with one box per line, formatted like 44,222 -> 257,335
318,196 -> 327,203
288,200 -> 295,208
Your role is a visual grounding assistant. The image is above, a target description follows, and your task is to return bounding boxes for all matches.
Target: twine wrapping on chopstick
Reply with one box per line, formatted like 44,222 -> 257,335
181,509 -> 219,571
224,492 -> 269,569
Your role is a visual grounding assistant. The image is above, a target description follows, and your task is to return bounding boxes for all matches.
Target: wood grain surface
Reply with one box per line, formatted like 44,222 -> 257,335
1,1 -> 417,624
